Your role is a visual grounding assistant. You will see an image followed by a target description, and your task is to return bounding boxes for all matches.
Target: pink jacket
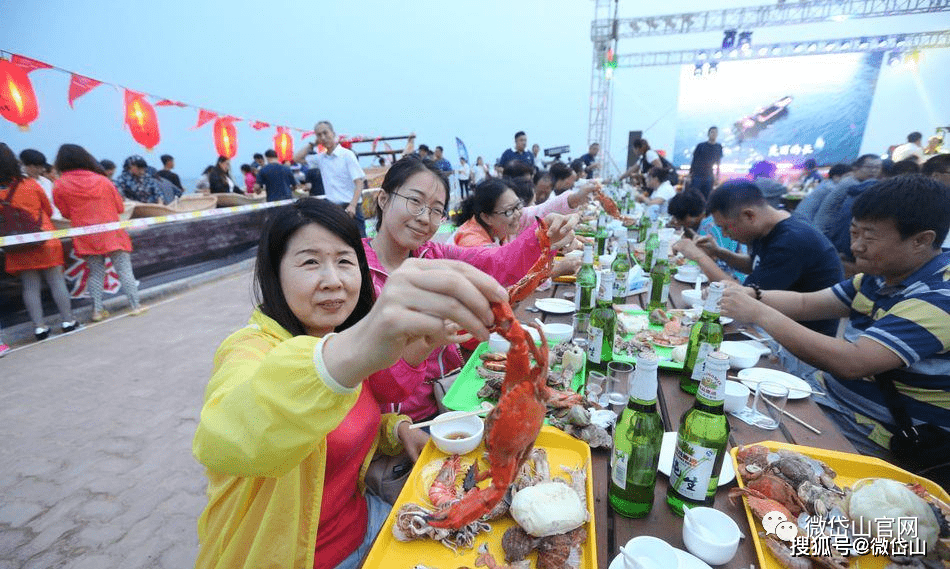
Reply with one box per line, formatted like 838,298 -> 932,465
362,221 -> 546,420
53,170 -> 132,256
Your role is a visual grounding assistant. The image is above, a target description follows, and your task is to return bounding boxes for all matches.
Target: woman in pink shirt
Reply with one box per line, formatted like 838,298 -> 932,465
362,156 -> 577,422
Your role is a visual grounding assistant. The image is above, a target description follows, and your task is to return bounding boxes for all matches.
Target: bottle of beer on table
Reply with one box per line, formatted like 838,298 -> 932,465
667,351 -> 730,516
575,245 -> 596,315
646,238 -> 671,312
609,351 -> 663,518
586,270 -> 616,375
637,211 -> 650,243
595,213 -> 609,256
611,228 -> 631,304
680,282 -> 725,395
643,221 -> 659,270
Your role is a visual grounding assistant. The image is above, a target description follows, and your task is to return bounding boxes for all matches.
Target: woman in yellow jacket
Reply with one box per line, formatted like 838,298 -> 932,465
193,198 -> 507,569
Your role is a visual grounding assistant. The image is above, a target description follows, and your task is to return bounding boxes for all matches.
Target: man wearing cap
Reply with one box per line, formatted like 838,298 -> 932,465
294,120 -> 367,237
20,149 -> 62,220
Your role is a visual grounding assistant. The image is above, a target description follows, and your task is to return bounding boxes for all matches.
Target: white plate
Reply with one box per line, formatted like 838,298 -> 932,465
534,297 -> 575,314
674,273 -> 709,284
658,431 -> 736,486
719,316 -> 734,325
609,546 -> 713,569
736,367 -> 812,400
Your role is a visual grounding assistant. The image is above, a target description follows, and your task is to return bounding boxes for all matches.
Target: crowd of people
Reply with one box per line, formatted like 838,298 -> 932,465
3,119 -> 949,567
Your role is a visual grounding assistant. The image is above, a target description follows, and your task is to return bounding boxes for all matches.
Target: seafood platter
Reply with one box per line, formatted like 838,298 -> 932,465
361,426 -> 597,569
613,308 -> 696,370
730,441 -> 950,569
441,340 -> 613,449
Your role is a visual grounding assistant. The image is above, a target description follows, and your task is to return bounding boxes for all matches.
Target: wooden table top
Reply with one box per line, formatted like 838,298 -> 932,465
514,275 -> 856,569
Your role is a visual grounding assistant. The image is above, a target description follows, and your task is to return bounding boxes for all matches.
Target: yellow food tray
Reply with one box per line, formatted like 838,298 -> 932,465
362,425 -> 597,569
730,441 -> 950,569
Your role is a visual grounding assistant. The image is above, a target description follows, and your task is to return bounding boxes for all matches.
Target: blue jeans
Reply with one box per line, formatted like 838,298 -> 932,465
332,493 -> 392,569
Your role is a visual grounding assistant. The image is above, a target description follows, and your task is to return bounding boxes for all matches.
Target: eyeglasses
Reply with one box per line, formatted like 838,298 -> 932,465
392,192 -> 446,220
492,203 -> 524,218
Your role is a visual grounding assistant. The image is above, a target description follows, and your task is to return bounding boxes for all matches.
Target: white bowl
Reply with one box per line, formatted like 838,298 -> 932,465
682,506 -> 741,565
681,288 -> 704,309
720,341 -> 762,369
524,325 -> 541,345
724,381 -> 751,413
678,265 -> 701,281
542,323 -> 573,344
488,332 -> 510,353
429,412 -> 485,455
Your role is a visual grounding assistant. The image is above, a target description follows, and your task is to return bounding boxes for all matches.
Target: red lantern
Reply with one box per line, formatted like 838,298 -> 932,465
274,128 -> 293,162
214,118 -> 238,159
0,59 -> 40,130
123,91 -> 160,150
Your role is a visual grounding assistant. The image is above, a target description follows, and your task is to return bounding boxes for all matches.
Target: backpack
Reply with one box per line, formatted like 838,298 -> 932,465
0,179 -> 44,252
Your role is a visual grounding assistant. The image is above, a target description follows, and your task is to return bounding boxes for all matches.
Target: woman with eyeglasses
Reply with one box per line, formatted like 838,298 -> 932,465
363,156 -> 575,423
453,179 -> 525,247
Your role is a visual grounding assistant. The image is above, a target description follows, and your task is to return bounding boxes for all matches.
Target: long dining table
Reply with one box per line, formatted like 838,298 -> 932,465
511,273 -> 858,569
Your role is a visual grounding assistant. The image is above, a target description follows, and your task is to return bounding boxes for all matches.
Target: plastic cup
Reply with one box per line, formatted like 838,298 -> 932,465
607,361 -> 634,411
572,313 -> 591,345
750,381 -> 789,430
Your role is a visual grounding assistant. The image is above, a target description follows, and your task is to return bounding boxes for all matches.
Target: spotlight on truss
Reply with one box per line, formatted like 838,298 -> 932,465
859,37 -> 870,49
722,29 -> 737,49
896,35 -> 907,48
708,62 -> 718,75
694,63 -> 704,76
738,31 -> 753,50
888,51 -> 903,66
697,51 -> 708,61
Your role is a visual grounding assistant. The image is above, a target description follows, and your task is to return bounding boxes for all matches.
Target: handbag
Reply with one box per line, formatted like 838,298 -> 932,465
0,179 -> 44,252
364,451 -> 413,505
874,370 -> 950,487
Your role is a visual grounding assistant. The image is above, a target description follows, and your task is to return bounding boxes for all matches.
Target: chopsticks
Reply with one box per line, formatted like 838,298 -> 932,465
728,375 -> 826,396
408,406 -> 491,430
762,398 -> 822,435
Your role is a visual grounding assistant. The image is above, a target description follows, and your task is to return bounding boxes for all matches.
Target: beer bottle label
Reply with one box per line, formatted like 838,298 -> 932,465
587,327 -> 604,363
690,342 -> 714,380
611,448 -> 629,489
670,441 -> 717,501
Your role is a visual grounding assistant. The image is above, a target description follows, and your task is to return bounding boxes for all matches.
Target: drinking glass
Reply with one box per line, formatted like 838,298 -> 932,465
587,371 -> 606,405
572,313 -> 591,351
606,361 -> 634,412
750,381 -> 789,430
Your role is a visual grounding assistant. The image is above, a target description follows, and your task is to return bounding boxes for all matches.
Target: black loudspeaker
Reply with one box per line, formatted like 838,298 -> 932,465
627,131 -> 642,169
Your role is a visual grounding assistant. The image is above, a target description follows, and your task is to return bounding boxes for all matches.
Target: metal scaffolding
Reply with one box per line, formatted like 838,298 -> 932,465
616,29 -> 950,67
588,0 -> 618,175
592,0 -> 950,39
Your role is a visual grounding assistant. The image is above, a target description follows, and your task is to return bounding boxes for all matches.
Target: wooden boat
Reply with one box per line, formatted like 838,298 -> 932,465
131,195 -> 217,218
214,193 -> 265,208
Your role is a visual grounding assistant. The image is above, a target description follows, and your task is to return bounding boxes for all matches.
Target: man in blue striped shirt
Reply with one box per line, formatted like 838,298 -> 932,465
719,175 -> 950,462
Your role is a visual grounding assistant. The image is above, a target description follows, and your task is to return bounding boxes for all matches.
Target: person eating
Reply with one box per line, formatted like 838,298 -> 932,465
193,198 -> 509,569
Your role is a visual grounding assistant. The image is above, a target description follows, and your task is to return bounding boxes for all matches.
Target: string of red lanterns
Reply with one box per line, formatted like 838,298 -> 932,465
0,50 -> 378,160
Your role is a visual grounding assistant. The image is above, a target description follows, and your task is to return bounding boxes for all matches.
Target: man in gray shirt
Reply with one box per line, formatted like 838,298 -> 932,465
812,154 -> 881,238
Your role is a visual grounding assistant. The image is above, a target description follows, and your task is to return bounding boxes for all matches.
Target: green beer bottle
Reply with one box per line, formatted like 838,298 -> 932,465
646,238 -> 671,312
609,352 -> 663,518
642,221 -> 659,270
574,245 -> 597,315
637,211 -> 650,243
586,270 -> 616,375
611,228 -> 631,305
595,213 -> 609,256
667,351 -> 730,516
681,282 -> 725,395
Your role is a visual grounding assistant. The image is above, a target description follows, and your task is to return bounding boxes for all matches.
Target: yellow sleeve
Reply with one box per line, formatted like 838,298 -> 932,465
378,413 -> 412,456
193,330 -> 360,478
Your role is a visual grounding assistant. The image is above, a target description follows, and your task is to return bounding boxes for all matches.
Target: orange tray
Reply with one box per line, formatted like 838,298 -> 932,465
362,425 -> 597,569
730,440 -> 950,569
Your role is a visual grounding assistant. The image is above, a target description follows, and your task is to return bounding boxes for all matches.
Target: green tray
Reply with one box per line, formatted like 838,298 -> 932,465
441,341 -> 586,412
612,308 -> 685,370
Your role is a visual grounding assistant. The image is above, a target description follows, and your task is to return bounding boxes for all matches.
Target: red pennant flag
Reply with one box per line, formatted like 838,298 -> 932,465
155,99 -> 186,107
250,121 -> 270,130
300,130 -> 314,140
220,115 -> 241,123
11,54 -> 53,74
67,74 -> 103,108
193,109 -> 217,129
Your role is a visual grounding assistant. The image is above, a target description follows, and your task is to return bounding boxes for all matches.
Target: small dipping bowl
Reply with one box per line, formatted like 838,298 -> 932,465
429,411 -> 484,455
488,332 -> 510,353
678,264 -> 701,281
723,381 -> 751,413
720,341 -> 762,369
542,323 -> 573,344
681,288 -> 704,309
620,536 -> 679,569
682,506 -> 741,565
